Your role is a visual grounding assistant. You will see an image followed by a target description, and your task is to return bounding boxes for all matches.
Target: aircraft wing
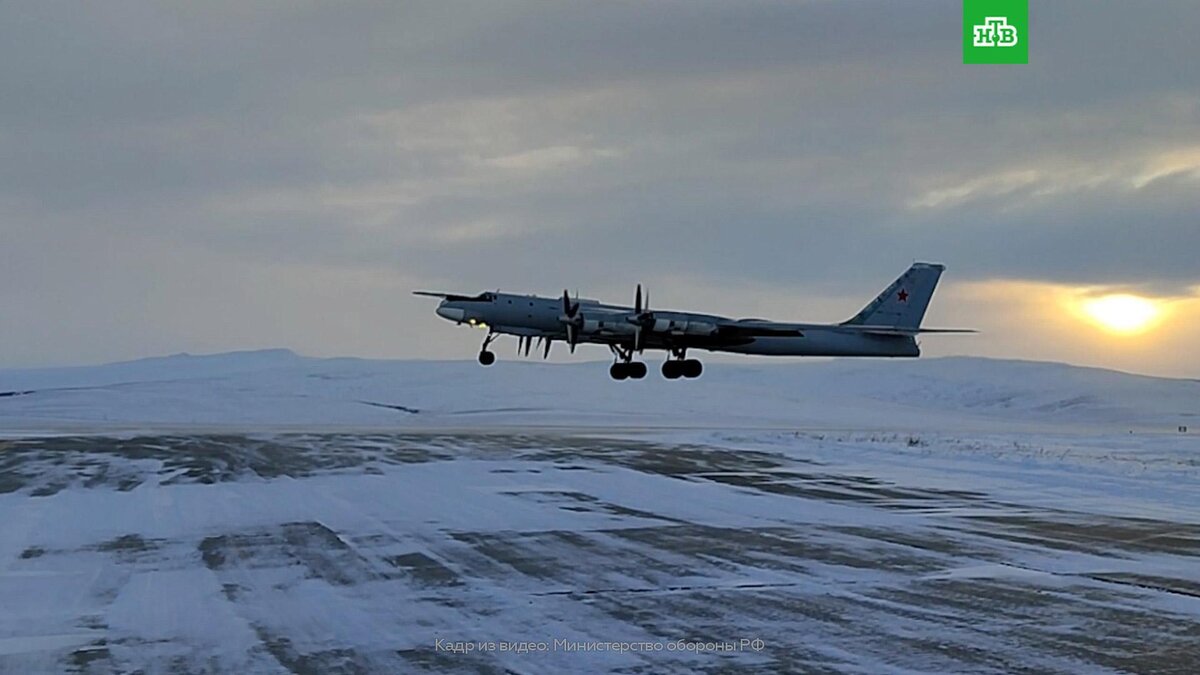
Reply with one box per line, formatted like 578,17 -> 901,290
413,290 -> 490,302
716,321 -> 805,338
837,325 -> 978,336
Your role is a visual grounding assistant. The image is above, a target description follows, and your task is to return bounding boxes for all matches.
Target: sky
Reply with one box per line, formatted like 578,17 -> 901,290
1,1 -> 1198,377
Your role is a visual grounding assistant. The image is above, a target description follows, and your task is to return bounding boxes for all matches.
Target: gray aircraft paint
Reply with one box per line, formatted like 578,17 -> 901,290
842,263 -> 944,330
420,263 -> 963,361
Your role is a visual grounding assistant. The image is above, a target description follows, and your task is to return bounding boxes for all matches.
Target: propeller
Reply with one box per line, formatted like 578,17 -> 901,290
560,289 -> 582,353
629,283 -> 654,352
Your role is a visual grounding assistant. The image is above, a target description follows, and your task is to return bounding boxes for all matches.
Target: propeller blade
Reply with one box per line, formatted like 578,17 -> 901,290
567,325 -> 577,353
635,284 -> 642,314
524,336 -> 532,357
634,327 -> 643,353
543,337 -> 552,359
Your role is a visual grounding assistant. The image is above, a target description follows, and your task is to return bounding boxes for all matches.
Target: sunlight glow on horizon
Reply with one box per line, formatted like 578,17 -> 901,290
1077,294 -> 1163,335
939,280 -> 1198,379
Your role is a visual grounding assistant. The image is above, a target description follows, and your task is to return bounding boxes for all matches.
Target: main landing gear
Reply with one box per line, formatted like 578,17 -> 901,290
607,345 -> 702,381
609,361 -> 648,380
608,345 -> 647,380
662,348 -> 702,379
478,332 -> 498,366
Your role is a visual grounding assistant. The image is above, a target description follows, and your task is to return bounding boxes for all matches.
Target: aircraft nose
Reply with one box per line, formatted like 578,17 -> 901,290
436,302 -> 465,322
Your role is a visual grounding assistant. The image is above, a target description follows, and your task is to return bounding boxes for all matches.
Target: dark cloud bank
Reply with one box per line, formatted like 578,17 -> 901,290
1,1 -> 1197,371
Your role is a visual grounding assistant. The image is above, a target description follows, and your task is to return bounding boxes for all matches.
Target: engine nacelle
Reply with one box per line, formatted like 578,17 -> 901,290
651,318 -> 718,336
582,318 -> 637,336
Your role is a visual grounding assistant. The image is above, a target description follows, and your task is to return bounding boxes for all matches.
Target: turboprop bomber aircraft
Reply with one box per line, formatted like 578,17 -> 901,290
415,263 -> 972,380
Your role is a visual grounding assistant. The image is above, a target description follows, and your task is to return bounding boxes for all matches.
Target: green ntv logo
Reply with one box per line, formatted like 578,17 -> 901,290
963,0 -> 1027,64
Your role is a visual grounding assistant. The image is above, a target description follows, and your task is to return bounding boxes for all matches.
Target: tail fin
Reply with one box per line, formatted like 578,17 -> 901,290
842,263 -> 945,330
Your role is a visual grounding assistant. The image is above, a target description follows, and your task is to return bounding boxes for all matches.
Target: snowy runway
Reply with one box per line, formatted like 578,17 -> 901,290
2,430 -> 1198,673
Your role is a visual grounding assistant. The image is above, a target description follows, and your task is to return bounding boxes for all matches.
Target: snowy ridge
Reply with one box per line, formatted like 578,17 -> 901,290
0,350 -> 1196,432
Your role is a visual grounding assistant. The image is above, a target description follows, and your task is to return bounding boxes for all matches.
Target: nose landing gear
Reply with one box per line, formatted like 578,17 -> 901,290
478,332 -> 499,366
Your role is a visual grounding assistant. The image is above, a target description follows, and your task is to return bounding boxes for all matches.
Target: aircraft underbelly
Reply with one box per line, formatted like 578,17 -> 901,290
721,332 -> 919,357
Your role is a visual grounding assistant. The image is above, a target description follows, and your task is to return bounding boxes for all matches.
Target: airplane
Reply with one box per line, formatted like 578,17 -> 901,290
415,262 -> 973,381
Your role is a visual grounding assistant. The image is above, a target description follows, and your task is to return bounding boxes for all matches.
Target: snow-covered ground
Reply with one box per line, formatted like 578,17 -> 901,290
1,349 -> 1196,433
1,352 -> 1198,673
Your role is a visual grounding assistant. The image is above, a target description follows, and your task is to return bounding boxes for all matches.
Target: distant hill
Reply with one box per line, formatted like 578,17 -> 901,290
1,350 -> 1196,432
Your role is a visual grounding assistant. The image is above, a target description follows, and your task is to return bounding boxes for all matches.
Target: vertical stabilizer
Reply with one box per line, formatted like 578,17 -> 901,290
842,263 -> 945,329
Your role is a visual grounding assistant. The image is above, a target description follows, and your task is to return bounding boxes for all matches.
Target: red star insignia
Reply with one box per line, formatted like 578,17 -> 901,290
897,289 -> 909,303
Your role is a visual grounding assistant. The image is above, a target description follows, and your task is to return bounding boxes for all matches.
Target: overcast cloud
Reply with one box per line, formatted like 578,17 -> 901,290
2,1 -> 1198,375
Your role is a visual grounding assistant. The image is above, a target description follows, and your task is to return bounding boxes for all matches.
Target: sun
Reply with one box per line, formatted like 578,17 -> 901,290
1079,294 -> 1161,335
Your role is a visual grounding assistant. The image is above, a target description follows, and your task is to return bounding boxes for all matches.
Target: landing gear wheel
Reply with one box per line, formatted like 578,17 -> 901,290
478,332 -> 499,366
682,359 -> 702,379
609,363 -> 629,380
628,362 -> 647,379
661,360 -> 682,379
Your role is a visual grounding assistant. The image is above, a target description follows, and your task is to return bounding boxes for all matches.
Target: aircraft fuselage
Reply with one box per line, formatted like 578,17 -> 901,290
417,263 -> 962,379
434,292 -> 918,358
